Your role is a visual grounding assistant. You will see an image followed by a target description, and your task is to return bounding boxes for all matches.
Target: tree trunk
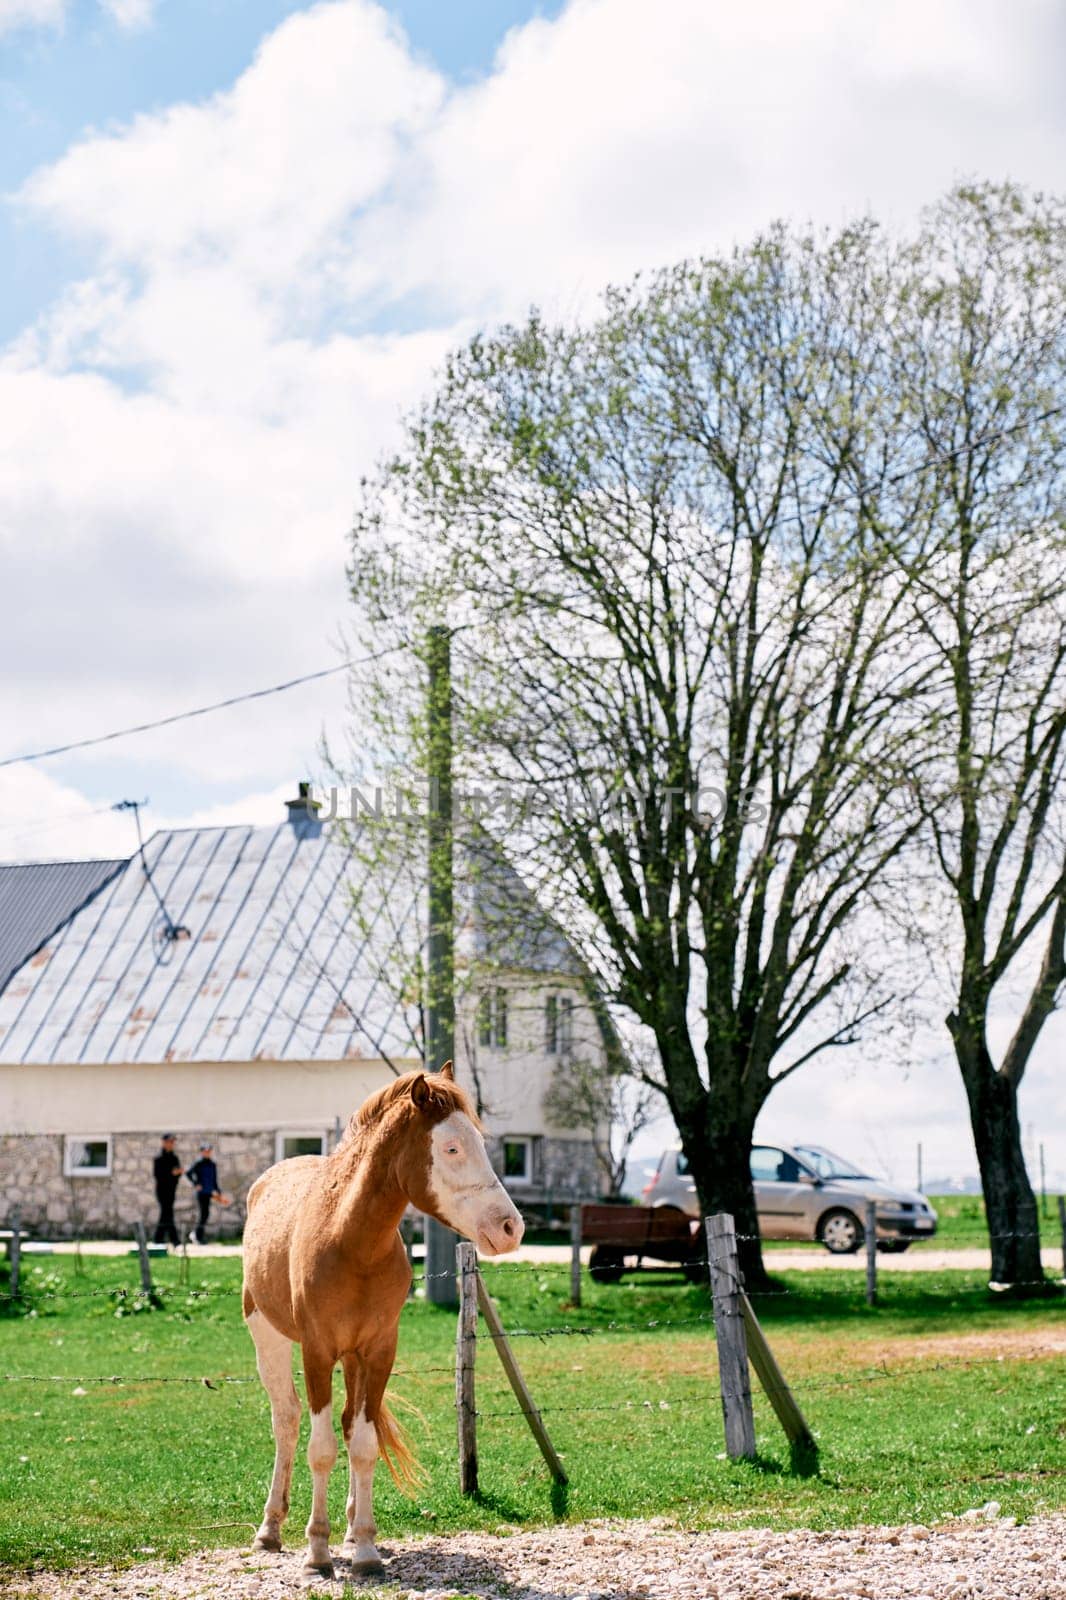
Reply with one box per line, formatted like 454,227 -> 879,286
671,1092 -> 769,1291
952,1029 -> 1044,1290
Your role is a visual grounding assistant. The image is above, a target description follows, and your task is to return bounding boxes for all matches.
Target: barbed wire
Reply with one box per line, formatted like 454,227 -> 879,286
476,1348 -> 1066,1420
4,1333 -> 1060,1397
5,1269 -> 1061,1312
1,1363 -> 457,1386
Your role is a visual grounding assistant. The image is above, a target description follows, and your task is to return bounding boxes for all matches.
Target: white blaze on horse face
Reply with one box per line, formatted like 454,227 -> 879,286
428,1113 -> 524,1255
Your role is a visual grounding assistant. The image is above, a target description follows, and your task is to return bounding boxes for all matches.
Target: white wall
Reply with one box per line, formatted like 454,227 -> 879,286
0,1056 -> 406,1136
456,977 -> 605,1140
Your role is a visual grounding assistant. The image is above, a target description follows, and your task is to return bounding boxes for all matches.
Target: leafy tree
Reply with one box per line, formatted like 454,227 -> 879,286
350,221 -> 937,1284
891,185 -> 1066,1289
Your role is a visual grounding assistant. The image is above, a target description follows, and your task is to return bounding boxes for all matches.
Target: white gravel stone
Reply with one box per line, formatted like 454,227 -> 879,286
1,1515 -> 1065,1600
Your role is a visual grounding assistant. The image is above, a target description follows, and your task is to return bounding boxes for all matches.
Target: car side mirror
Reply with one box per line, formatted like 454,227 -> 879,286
800,1173 -> 822,1187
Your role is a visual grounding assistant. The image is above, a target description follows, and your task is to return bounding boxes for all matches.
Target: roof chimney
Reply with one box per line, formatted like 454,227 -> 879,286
285,780 -> 323,838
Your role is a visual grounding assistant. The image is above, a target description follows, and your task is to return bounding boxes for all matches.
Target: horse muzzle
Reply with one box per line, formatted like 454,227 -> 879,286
476,1207 -> 525,1257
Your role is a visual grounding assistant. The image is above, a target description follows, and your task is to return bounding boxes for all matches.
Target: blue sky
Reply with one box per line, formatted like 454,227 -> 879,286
2,0 -> 1065,1180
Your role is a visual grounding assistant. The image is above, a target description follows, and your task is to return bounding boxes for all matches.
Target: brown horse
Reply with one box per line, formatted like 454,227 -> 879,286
242,1063 -> 523,1580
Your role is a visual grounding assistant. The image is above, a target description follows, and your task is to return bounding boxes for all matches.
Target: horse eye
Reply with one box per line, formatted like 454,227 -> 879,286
447,1145 -> 459,1155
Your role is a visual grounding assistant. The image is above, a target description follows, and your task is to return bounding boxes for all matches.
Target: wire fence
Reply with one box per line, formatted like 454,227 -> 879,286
2,1249 -> 1061,1413
3,1337 -> 1060,1428
4,1200 -> 1062,1472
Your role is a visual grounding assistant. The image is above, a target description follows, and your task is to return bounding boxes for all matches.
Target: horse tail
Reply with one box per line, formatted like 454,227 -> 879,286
374,1396 -> 424,1492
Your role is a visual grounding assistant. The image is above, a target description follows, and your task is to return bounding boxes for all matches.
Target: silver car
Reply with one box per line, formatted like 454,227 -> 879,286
643,1141 -> 937,1253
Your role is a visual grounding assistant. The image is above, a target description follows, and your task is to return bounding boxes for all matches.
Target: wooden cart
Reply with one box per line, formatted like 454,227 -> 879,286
580,1202 -> 705,1283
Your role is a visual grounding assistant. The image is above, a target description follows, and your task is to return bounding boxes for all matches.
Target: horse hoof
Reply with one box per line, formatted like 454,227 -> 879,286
252,1533 -> 282,1553
348,1556 -> 385,1578
301,1560 -> 334,1584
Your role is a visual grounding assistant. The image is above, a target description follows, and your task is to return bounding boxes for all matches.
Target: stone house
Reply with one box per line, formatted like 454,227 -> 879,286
0,790 -> 608,1238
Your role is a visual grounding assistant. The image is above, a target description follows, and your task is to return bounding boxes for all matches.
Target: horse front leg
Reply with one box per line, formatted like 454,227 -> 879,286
302,1350 -> 338,1581
340,1351 -> 385,1577
246,1309 -> 300,1553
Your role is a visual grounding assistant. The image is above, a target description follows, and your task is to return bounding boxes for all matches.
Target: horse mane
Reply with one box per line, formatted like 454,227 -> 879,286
355,1069 -> 481,1131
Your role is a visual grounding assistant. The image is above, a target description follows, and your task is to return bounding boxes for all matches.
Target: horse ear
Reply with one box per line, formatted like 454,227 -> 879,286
439,1060 -> 454,1081
410,1073 -> 430,1109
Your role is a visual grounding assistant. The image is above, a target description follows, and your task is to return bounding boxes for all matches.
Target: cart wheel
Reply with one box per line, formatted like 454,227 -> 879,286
589,1244 -> 626,1284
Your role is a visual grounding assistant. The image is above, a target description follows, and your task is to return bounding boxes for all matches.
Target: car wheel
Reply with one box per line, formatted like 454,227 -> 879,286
818,1208 -> 863,1254
588,1244 -> 626,1284
877,1240 -> 911,1254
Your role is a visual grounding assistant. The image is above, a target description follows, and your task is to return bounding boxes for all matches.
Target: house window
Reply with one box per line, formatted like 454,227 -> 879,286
502,1137 -> 533,1185
276,1132 -> 327,1162
64,1136 -> 112,1177
546,994 -> 573,1056
558,995 -> 573,1057
478,988 -> 508,1049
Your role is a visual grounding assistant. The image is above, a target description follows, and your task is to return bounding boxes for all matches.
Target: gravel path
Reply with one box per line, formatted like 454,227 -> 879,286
3,1514 -> 1064,1600
27,1239 -> 1065,1274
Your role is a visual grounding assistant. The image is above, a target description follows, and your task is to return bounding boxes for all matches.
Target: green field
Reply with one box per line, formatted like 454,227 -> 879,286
1,1249 -> 1063,1573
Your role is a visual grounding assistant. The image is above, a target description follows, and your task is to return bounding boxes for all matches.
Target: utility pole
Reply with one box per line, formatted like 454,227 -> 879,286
424,624 -> 459,1307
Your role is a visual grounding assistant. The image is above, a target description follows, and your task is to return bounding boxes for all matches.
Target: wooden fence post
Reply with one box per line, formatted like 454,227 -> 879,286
865,1200 -> 877,1306
134,1220 -> 155,1300
704,1213 -> 756,1460
455,1241 -> 479,1494
9,1208 -> 21,1301
476,1273 -> 568,1484
1058,1194 -> 1065,1283
739,1292 -> 816,1451
570,1202 -> 582,1308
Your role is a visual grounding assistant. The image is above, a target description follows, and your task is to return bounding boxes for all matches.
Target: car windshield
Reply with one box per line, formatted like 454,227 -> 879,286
793,1144 -> 872,1180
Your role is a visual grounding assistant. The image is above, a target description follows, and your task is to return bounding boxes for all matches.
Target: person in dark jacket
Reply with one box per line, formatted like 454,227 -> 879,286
186,1144 -> 224,1244
152,1134 -> 183,1245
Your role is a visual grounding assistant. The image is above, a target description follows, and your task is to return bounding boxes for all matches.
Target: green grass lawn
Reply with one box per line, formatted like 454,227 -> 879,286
1,1252 -> 1063,1571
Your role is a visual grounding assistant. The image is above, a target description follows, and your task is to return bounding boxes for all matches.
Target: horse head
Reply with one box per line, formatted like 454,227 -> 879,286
388,1063 -> 524,1256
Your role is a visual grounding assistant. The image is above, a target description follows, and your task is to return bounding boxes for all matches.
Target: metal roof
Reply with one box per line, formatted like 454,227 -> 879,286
0,820 -> 423,1066
467,849 -> 585,977
0,859 -> 126,999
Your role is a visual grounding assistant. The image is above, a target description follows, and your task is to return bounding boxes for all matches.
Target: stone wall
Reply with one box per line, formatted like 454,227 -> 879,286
485,1135 -> 604,1206
0,1130 -> 275,1241
0,1129 -> 606,1239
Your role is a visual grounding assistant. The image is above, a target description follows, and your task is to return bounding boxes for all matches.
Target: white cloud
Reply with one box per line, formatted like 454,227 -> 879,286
22,2 -> 441,300
0,0 -> 64,35
348,0 -> 1066,323
0,0 -> 157,33
97,0 -> 155,29
0,0 -> 1061,831
0,764 -> 296,862
3,0 -> 1063,773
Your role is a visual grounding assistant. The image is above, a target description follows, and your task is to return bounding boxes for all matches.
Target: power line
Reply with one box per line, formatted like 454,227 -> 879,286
0,657 -> 385,770
4,408 -> 1062,776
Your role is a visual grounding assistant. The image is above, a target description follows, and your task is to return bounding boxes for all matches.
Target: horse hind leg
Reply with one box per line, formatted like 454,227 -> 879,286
246,1309 -> 300,1554
341,1353 -> 384,1577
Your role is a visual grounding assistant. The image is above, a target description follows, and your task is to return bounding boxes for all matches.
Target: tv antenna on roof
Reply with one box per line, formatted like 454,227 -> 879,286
113,798 -> 190,948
